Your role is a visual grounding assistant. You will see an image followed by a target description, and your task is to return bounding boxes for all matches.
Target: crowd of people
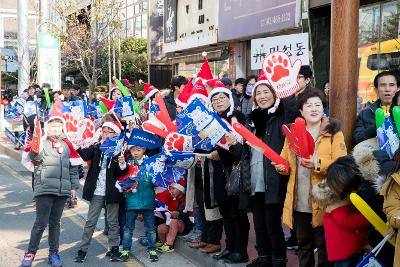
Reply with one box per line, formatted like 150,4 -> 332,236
11,63 -> 400,267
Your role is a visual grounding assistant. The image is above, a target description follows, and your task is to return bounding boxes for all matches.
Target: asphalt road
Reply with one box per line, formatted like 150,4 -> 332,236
0,152 -> 195,267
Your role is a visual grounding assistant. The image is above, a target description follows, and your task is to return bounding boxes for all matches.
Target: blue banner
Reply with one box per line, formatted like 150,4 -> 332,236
176,98 -> 229,151
377,117 -> 399,159
128,128 -> 162,149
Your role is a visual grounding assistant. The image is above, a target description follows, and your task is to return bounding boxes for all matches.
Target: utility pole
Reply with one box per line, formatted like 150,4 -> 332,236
330,0 -> 360,149
17,0 -> 30,95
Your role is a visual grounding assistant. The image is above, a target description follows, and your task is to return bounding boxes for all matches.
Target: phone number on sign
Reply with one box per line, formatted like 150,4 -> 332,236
260,12 -> 291,27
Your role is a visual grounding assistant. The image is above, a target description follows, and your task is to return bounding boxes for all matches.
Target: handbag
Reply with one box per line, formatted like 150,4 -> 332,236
225,163 -> 241,196
356,231 -> 394,267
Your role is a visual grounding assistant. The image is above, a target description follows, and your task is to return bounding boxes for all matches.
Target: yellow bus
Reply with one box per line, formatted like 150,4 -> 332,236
358,38 -> 400,104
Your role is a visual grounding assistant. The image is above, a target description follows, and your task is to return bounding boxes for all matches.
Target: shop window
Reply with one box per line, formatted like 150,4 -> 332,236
358,1 -> 399,104
198,14 -> 204,24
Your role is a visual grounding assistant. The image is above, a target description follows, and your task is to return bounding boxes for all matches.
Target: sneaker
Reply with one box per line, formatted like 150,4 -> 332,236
157,244 -> 174,253
149,250 -> 159,262
109,246 -> 121,262
74,250 -> 87,263
119,250 -> 129,262
156,241 -> 164,248
21,252 -> 35,267
48,252 -> 63,267
285,235 -> 298,250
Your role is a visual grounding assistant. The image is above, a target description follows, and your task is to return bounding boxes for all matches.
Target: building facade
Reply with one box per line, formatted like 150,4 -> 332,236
147,0 -> 399,102
0,0 -> 39,75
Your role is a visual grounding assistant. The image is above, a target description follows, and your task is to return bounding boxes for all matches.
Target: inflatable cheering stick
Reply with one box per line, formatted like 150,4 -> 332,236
375,107 -> 386,129
31,118 -> 42,154
154,92 -> 177,133
392,106 -> 400,136
350,193 -> 396,246
232,121 -> 289,172
142,121 -> 169,138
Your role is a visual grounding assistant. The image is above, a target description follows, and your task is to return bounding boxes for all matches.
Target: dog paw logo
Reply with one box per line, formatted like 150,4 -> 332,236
63,113 -> 78,133
164,133 -> 193,152
263,52 -> 302,99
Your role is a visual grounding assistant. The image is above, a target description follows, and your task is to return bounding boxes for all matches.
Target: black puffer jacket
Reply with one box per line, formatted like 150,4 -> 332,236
239,96 -> 297,208
77,144 -> 128,204
353,100 -> 380,145
163,92 -> 177,121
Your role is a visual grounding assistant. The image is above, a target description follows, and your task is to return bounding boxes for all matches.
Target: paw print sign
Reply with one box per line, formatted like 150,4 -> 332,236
63,113 -> 95,148
164,132 -> 194,152
262,51 -> 302,98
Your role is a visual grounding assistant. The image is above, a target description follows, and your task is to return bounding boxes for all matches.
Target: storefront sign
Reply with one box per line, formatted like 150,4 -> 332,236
149,0 -> 167,63
251,33 -> 309,70
164,0 -> 218,52
164,0 -> 177,43
38,32 -> 60,90
218,0 -> 298,42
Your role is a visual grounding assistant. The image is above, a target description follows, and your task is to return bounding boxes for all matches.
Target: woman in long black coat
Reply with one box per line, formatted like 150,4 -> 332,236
240,81 -> 297,267
207,86 -> 250,264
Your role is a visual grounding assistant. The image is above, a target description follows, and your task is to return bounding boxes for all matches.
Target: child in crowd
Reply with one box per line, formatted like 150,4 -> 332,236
21,116 -> 81,267
313,156 -> 370,267
118,141 -> 159,262
156,179 -> 193,253
74,120 -> 128,263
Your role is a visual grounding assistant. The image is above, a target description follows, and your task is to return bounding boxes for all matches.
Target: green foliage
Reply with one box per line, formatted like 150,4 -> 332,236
98,36 -> 148,85
120,37 -> 148,82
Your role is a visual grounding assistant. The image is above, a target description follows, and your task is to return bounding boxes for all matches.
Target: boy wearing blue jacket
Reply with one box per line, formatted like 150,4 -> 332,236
119,144 -> 158,262
116,128 -> 162,262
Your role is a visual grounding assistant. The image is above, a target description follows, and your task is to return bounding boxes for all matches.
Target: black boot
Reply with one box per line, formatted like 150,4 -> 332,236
109,246 -> 121,262
272,258 -> 287,267
246,255 -> 272,267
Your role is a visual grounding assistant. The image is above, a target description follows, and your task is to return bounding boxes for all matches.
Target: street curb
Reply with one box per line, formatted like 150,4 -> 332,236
174,237 -> 245,267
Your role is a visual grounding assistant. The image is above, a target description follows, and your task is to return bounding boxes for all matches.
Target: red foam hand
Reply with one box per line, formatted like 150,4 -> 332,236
142,121 -> 169,138
282,118 -> 315,158
232,121 -> 289,172
31,118 -> 42,154
154,93 -> 177,132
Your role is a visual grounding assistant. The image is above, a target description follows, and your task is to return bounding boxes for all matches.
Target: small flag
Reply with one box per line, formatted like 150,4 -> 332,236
99,132 -> 126,157
143,152 -> 167,187
165,151 -> 196,169
114,96 -> 136,120
61,100 -> 87,120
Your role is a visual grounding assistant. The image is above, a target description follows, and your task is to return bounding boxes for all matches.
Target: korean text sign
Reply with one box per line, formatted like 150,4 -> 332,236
251,33 -> 309,70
